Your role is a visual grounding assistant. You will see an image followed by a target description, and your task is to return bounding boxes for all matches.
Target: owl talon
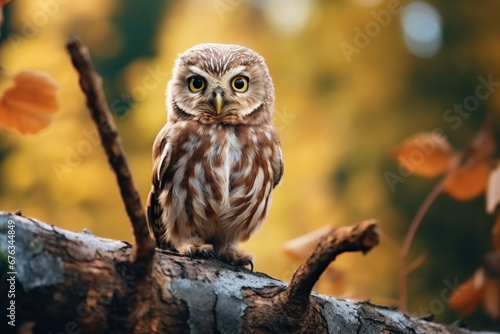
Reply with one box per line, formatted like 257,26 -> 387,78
177,242 -> 214,259
248,259 -> 254,273
220,247 -> 253,268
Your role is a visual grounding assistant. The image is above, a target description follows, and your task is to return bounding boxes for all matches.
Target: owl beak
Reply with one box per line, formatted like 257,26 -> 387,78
212,87 -> 225,115
214,93 -> 223,115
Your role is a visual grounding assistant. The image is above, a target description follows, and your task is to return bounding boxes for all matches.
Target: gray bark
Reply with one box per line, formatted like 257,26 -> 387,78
0,212 -> 497,334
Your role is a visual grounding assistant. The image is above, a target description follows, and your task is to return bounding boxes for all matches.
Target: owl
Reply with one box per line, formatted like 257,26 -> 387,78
147,43 -> 283,269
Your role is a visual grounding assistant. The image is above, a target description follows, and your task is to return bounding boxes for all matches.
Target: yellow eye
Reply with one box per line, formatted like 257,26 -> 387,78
188,76 -> 205,92
231,76 -> 248,92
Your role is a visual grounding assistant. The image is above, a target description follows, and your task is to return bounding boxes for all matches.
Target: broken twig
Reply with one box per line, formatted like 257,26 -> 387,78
283,219 -> 379,308
66,37 -> 155,272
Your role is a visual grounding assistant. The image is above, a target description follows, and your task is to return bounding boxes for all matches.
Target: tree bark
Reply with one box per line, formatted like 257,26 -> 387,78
0,212 -> 495,334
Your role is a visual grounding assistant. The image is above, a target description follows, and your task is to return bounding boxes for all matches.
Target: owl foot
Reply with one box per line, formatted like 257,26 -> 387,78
177,242 -> 215,259
220,248 -> 254,271
248,259 -> 254,273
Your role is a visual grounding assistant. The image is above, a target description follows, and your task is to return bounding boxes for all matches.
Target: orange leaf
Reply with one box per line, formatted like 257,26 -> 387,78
483,278 -> 500,319
487,163 -> 500,214
0,70 -> 60,134
319,266 -> 348,296
449,269 -> 485,315
443,162 -> 490,201
392,132 -> 454,178
283,225 -> 333,262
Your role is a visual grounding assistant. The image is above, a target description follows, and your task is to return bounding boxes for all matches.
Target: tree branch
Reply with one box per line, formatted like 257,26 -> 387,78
2,213 -> 494,334
65,37 -> 154,272
283,219 -> 379,308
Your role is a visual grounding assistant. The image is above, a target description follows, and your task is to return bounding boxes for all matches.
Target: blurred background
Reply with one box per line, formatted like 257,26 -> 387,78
0,0 -> 499,329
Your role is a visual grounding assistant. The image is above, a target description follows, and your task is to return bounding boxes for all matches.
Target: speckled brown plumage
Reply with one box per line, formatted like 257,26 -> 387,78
147,43 -> 283,266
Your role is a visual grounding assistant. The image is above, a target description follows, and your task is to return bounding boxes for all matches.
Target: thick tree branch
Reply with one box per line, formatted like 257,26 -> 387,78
1,213 -> 494,334
65,37 -> 154,271
283,219 -> 379,308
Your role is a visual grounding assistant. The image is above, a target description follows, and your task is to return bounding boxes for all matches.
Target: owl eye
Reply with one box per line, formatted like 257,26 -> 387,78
188,76 -> 205,92
231,76 -> 249,93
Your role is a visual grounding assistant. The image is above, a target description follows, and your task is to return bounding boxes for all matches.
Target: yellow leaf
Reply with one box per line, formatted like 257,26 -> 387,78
487,163 -> 500,214
283,225 -> 333,262
449,269 -> 485,315
0,70 -> 60,134
444,162 -> 490,201
392,132 -> 454,178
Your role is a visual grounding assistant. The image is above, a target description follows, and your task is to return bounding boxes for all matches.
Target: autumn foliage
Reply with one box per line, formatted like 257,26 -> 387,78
1,0 -> 500,329
390,120 -> 500,319
0,1 -> 60,134
0,70 -> 60,134
391,122 -> 495,202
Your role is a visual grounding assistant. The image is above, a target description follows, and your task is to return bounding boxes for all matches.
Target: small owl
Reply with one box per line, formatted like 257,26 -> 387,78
147,43 -> 283,268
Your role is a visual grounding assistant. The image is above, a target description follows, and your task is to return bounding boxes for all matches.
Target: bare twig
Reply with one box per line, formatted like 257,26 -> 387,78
399,116 -> 494,311
283,219 -> 379,308
66,37 -> 155,272
406,253 -> 427,275
398,156 -> 461,311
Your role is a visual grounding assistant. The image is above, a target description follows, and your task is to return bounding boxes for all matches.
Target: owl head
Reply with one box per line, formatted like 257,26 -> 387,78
166,43 -> 275,126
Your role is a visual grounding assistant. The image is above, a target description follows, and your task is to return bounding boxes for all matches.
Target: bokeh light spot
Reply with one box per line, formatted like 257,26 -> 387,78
400,1 -> 442,58
252,0 -> 314,34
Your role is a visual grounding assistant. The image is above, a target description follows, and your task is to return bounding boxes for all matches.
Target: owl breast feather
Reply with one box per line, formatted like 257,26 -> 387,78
166,121 -> 276,240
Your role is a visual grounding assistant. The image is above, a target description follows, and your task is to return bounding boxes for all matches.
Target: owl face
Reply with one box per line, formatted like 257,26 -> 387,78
166,43 -> 275,125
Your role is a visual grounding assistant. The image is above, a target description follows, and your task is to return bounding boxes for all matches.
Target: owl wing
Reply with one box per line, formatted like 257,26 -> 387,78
271,130 -> 284,188
147,123 -> 173,247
